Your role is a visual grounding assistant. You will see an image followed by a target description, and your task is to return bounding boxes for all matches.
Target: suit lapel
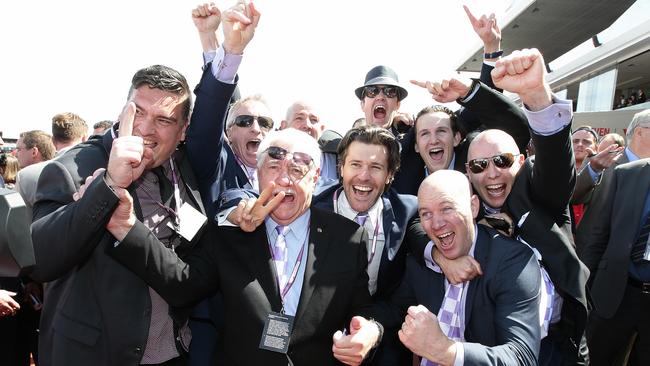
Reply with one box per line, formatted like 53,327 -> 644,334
619,160 -> 650,248
294,211 -> 327,324
381,195 -> 401,260
464,228 -> 488,327
246,226 -> 283,313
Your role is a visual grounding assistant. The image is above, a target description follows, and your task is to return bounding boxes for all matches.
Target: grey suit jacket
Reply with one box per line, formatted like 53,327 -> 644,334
577,158 -> 650,318
571,153 -> 631,205
374,225 -> 541,365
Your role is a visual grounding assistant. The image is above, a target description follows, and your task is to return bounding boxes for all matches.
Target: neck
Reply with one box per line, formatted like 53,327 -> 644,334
630,142 -> 650,159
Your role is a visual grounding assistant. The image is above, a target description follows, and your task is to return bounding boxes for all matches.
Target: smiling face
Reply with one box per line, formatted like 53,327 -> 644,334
415,111 -> 461,173
361,85 -> 401,128
340,141 -> 392,213
227,100 -> 272,168
129,86 -> 188,169
418,170 -> 478,260
466,130 -> 524,210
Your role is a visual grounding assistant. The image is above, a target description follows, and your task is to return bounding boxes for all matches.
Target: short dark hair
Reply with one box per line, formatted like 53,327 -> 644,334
337,126 -> 401,190
415,105 -> 458,134
572,125 -> 598,143
51,112 -> 87,144
93,120 -> 114,132
128,65 -> 192,122
19,130 -> 55,161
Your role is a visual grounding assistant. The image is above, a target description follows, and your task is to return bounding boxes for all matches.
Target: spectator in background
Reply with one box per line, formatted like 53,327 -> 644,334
616,95 -> 627,109
0,153 -> 19,189
354,65 -> 408,134
50,112 -> 88,156
352,117 -> 366,129
637,88 -> 646,103
14,130 -> 54,169
597,132 -> 625,153
92,120 -> 114,135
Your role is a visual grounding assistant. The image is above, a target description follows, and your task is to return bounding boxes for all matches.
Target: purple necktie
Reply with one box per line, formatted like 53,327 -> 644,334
540,266 -> 555,338
274,226 -> 289,290
423,282 -> 464,366
355,213 -> 368,227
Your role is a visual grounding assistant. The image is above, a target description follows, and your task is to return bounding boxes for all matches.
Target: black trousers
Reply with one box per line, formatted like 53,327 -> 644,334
587,283 -> 650,366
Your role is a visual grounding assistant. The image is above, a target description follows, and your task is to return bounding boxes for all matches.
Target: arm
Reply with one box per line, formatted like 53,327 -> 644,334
463,5 -> 501,90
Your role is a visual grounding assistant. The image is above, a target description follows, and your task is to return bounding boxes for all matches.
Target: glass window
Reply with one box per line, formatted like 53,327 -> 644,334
577,68 -> 617,112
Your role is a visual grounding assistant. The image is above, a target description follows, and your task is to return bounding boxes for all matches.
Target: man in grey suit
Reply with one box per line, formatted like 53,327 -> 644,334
577,158 -> 650,365
375,170 -> 541,365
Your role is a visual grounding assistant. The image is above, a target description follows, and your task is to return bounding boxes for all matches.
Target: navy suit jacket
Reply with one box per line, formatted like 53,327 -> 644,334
374,225 -> 541,365
185,64 -> 250,221
312,183 -> 419,300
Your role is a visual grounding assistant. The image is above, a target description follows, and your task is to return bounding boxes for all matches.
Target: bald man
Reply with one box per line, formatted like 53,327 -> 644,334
373,170 -> 541,365
463,49 -> 589,365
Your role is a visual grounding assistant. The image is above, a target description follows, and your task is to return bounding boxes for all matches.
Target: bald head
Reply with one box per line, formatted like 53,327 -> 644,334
468,130 -> 521,161
418,170 -> 478,259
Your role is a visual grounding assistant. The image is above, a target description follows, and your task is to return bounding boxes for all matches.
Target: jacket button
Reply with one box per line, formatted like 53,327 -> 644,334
134,347 -> 142,354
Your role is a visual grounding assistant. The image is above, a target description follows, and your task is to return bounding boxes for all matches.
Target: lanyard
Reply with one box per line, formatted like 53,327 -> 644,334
168,158 -> 182,228
268,227 -> 308,303
333,188 -> 381,264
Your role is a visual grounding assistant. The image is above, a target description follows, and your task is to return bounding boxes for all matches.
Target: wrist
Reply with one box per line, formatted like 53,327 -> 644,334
520,84 -> 553,111
483,50 -> 503,60
223,42 -> 244,55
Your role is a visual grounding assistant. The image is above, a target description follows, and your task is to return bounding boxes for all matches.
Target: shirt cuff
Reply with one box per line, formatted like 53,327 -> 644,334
586,162 -> 602,182
209,46 -> 242,84
483,60 -> 497,67
203,51 -> 217,66
216,206 -> 237,227
453,342 -> 464,366
457,81 -> 480,104
524,96 -> 572,136
424,241 -> 437,271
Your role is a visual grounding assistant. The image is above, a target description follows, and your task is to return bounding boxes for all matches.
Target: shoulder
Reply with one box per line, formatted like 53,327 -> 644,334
477,225 -> 535,263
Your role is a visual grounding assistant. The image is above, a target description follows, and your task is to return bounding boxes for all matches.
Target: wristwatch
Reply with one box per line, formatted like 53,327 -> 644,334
484,50 -> 504,59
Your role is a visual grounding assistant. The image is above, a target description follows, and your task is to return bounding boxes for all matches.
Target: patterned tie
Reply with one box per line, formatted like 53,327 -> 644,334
631,211 -> 650,263
423,282 -> 465,366
539,266 -> 555,338
355,213 -> 368,227
274,226 -> 289,290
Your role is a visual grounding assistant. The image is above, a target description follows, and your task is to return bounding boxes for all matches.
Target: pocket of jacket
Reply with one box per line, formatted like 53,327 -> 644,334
54,311 -> 102,347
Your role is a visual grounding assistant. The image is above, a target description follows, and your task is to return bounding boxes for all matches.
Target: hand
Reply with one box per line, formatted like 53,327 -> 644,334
463,5 -> 501,54
410,78 -> 472,103
73,168 -> 106,201
332,316 -> 380,366
192,3 -> 222,53
491,48 -> 551,110
106,187 -> 137,241
586,144 -> 624,173
398,305 -> 457,365
432,248 -> 482,285
392,111 -> 414,127
106,103 -> 153,188
227,183 -> 285,232
0,290 -> 20,317
222,0 -> 261,55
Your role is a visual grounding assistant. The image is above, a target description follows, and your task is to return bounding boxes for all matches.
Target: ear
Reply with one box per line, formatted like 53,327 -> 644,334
179,120 -> 189,142
470,194 -> 480,219
280,120 -> 288,130
311,167 -> 321,185
386,173 -> 394,185
453,131 -> 462,147
517,153 -> 525,165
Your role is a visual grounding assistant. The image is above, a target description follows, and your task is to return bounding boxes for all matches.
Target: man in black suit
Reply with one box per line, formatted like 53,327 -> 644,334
578,158 -> 650,365
28,62 -> 210,365
462,49 -> 589,365
376,170 -> 541,365
106,128 -> 383,366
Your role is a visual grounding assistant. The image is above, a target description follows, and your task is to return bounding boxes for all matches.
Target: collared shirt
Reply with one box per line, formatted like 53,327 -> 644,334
335,189 -> 385,295
424,152 -> 456,177
238,162 -> 259,191
264,211 -> 311,316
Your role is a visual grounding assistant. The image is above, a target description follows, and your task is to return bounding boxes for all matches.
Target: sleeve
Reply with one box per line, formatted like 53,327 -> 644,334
524,97 -> 572,136
571,164 -> 599,204
209,46 -> 243,84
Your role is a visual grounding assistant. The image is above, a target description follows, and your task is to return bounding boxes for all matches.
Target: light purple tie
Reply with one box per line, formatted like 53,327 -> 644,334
540,266 -> 555,337
355,213 -> 368,227
274,226 -> 289,290
423,282 -> 464,366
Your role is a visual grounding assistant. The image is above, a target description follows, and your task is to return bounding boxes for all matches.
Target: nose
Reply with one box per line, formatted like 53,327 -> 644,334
485,160 -> 501,179
275,165 -> 293,186
358,166 -> 371,180
430,214 -> 446,231
249,118 -> 262,133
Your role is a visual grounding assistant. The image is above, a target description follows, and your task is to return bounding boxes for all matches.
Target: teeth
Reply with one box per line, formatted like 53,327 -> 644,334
487,184 -> 504,189
374,105 -> 386,111
274,189 -> 295,196
353,185 -> 372,192
438,232 -> 452,239
429,148 -> 442,153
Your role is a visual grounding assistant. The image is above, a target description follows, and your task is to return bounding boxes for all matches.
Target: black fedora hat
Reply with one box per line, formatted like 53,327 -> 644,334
355,65 -> 408,101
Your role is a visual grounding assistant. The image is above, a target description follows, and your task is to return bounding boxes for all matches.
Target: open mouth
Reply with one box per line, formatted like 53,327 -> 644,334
352,185 -> 373,197
486,184 -> 506,198
246,139 -> 261,152
373,105 -> 386,120
143,139 -> 157,149
275,190 -> 295,203
437,231 -> 455,249
428,147 -> 444,160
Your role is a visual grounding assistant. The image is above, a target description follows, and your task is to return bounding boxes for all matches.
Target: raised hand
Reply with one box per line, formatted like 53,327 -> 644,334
491,48 -> 551,111
399,305 -> 456,364
332,316 -> 380,366
105,103 -> 153,189
222,0 -> 261,54
410,78 -> 472,103
586,144 -> 624,173
192,3 -> 222,53
227,182 -> 285,232
463,5 -> 501,54
73,168 -> 106,201
432,248 -> 483,285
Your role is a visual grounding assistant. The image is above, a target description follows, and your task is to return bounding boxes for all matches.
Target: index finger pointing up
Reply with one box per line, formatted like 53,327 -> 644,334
119,102 -> 136,137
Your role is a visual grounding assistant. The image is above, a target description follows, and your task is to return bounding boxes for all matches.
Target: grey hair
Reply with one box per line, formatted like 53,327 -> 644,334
225,94 -> 271,129
626,109 -> 650,141
256,129 -> 322,170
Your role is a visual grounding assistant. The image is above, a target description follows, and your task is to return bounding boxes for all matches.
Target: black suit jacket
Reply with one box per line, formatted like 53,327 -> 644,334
29,131 -> 206,366
185,64 -> 249,221
577,158 -> 650,318
392,81 -> 530,196
109,207 -> 378,366
312,183 -> 418,301
375,226 -> 541,365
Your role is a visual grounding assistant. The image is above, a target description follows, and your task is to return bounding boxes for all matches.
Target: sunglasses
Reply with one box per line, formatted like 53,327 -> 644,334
264,146 -> 314,181
363,85 -> 399,99
466,153 -> 519,174
233,115 -> 274,130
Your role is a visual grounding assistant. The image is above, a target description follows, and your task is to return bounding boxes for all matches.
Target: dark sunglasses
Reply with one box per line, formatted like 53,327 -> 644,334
264,146 -> 314,181
233,114 -> 274,130
466,153 -> 519,174
363,85 -> 399,99
265,146 -> 313,167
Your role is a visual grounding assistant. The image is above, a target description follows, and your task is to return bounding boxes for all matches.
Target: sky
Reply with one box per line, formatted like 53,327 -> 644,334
0,0 -> 511,139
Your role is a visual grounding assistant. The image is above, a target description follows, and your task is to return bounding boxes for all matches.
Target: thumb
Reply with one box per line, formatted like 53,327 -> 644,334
6,291 -> 17,297
349,316 -> 364,334
332,330 -> 343,344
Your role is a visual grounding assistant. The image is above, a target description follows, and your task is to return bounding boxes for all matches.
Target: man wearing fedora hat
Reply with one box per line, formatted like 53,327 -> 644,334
355,65 -> 408,134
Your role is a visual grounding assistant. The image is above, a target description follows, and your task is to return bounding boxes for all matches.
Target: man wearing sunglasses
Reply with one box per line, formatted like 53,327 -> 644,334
462,49 -> 589,365
355,65 -> 408,133
107,128 -> 383,365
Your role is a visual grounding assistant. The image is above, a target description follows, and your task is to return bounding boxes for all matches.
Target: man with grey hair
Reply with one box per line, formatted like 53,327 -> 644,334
107,127 -> 383,365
